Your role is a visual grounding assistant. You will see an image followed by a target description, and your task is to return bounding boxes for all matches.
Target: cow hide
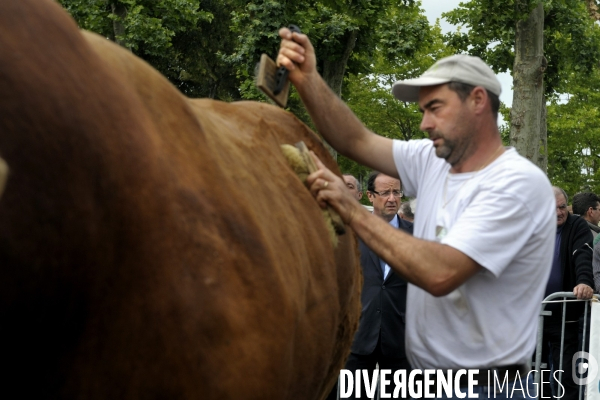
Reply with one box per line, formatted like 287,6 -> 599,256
0,0 -> 362,399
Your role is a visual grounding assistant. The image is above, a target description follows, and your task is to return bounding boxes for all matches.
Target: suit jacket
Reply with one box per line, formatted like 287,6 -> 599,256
556,213 -> 594,320
350,216 -> 413,357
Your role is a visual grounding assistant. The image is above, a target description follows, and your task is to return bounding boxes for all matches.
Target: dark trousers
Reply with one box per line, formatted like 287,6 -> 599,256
542,320 -> 581,400
578,312 -> 591,354
326,335 -> 411,400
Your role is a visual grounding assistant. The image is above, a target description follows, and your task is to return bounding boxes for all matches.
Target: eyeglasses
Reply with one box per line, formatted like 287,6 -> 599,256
371,190 -> 403,198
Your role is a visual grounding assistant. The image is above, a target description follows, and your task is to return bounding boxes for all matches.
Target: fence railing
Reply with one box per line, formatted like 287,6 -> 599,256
534,292 -> 599,400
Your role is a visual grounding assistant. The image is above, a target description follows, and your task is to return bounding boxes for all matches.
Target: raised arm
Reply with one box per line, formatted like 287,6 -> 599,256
277,27 -> 397,177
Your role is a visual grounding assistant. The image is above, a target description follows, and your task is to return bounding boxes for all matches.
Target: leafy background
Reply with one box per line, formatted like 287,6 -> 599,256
58,0 -> 600,203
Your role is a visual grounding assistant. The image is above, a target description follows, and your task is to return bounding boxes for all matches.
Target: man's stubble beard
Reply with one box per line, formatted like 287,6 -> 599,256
434,113 -> 477,168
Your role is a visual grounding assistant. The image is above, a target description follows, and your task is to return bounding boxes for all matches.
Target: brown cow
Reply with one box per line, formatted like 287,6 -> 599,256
0,0 -> 361,398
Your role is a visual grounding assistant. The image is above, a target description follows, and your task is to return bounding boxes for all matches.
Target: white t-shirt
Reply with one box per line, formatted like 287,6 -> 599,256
393,139 -> 555,369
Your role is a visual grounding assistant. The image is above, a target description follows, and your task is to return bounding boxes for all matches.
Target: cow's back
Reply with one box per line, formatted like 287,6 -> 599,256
0,0 -> 361,398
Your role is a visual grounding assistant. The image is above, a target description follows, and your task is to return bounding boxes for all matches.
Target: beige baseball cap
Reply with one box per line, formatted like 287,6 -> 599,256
391,54 -> 502,102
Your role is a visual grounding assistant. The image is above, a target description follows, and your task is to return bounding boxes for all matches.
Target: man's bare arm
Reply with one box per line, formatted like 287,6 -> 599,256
351,211 -> 482,296
308,155 -> 482,296
277,27 -> 397,177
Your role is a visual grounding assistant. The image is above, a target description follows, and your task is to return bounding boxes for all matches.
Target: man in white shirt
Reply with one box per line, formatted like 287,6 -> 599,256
278,28 -> 555,399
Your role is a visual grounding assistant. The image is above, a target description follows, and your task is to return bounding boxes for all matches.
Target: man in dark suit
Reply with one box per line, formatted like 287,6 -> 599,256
328,171 -> 412,400
542,187 -> 594,400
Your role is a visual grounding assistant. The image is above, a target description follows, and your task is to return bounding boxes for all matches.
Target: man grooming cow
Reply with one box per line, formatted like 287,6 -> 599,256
278,28 -> 555,398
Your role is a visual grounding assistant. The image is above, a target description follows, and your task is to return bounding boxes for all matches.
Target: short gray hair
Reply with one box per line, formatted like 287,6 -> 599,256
552,186 -> 568,204
400,201 -> 414,219
343,174 -> 362,192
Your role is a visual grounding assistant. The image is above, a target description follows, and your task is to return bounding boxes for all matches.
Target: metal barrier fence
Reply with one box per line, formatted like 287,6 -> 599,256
534,292 -> 600,400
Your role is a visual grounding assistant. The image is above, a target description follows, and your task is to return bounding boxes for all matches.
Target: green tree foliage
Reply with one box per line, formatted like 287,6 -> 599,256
344,23 -> 450,141
547,68 -> 600,195
58,0 -> 242,100
226,0 -> 421,121
443,0 -> 600,96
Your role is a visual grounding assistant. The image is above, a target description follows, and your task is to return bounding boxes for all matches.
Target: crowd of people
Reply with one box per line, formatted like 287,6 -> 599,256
276,27 -> 597,400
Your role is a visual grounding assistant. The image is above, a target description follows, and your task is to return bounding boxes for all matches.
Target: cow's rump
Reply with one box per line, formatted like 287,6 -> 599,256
0,0 -> 361,399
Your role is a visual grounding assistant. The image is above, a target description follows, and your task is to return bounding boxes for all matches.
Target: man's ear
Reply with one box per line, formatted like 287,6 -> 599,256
470,86 -> 488,115
367,192 -> 374,204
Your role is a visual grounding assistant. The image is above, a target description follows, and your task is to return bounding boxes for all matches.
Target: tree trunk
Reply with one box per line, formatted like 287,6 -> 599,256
585,0 -> 600,20
322,30 -> 358,96
320,30 -> 359,161
538,99 -> 548,172
111,2 -> 131,51
510,2 -> 547,171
